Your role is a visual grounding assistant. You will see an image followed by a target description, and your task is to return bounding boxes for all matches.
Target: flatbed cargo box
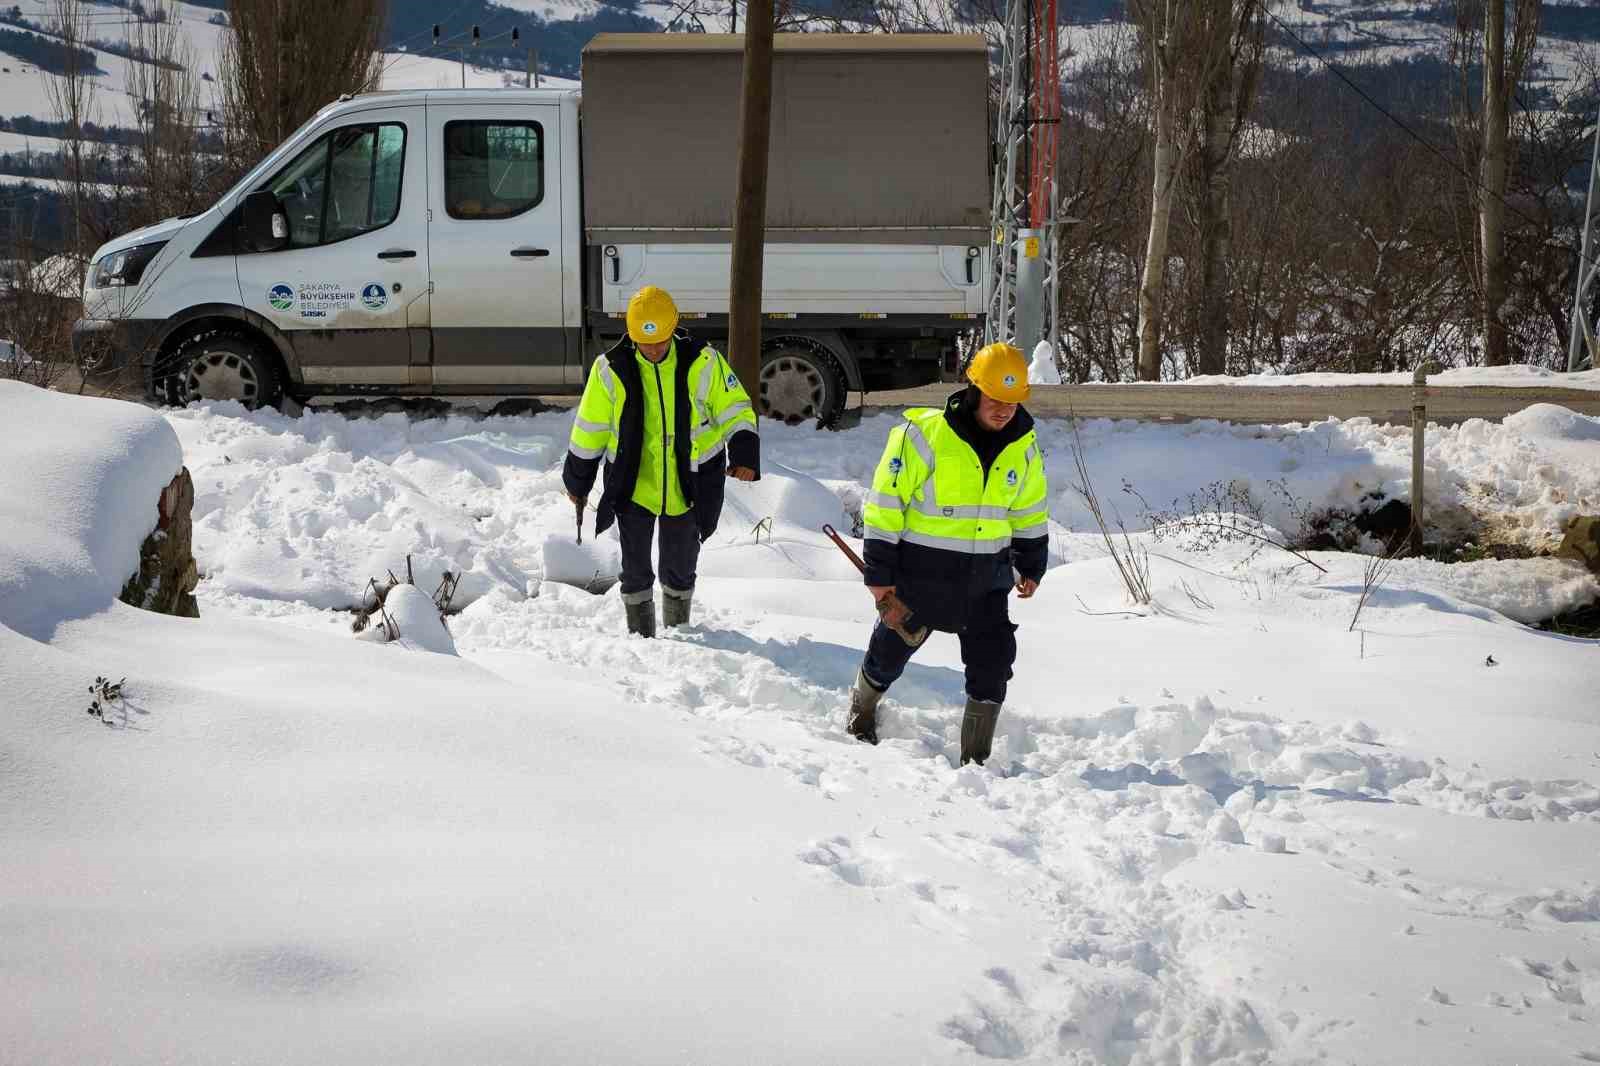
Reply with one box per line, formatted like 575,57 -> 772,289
580,33 -> 991,246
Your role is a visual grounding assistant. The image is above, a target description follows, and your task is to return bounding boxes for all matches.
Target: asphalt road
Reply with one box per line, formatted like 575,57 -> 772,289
861,383 -> 1600,426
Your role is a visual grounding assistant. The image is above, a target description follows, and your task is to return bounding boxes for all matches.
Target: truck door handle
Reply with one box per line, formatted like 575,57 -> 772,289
510,247 -> 550,258
378,249 -> 417,260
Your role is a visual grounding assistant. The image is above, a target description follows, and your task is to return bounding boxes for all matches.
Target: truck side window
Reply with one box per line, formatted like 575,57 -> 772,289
444,121 -> 543,220
262,123 -> 406,249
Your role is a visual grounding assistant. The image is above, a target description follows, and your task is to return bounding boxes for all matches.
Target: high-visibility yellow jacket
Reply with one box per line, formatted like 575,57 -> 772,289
862,390 -> 1048,630
563,335 -> 760,537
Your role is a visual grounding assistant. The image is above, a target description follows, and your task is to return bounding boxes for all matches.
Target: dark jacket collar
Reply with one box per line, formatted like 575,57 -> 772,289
942,386 -> 1033,458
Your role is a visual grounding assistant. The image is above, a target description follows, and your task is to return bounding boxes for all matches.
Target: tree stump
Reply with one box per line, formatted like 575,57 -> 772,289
119,467 -> 200,618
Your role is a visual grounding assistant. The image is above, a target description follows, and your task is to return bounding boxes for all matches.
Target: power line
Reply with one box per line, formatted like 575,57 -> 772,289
1269,8 -> 1600,369
1265,7 -> 1576,249
378,18 -> 528,81
386,0 -> 476,54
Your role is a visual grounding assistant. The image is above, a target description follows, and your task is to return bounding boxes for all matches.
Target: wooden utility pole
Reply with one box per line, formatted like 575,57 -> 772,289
727,0 -> 775,396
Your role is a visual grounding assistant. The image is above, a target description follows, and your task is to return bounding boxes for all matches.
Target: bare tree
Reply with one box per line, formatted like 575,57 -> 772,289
1,206 -> 80,391
1506,43 -> 1600,366
1184,0 -> 1269,377
220,0 -> 388,176
126,1 -> 210,228
42,0 -> 98,291
1128,0 -> 1233,380
1452,0 -> 1541,366
1055,24 -> 1148,382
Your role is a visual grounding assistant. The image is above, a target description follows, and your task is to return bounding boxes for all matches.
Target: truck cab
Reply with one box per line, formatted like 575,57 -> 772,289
76,89 -> 585,407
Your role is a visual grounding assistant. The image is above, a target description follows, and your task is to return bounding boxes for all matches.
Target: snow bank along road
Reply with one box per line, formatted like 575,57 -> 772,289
3,382 -> 1599,1064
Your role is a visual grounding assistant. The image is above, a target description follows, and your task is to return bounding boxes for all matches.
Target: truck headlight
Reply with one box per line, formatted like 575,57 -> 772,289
93,241 -> 167,288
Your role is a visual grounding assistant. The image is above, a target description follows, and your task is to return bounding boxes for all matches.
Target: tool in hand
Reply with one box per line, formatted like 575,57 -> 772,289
574,496 -> 585,544
822,523 -> 929,647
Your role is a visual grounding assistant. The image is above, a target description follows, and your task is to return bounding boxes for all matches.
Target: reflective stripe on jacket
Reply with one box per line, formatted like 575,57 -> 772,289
860,391 -> 1048,630
563,336 -> 761,535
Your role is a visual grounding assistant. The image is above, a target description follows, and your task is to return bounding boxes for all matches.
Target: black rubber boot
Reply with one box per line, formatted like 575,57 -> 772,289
624,596 -> 656,638
846,669 -> 884,745
959,698 -> 1000,766
662,588 -> 692,628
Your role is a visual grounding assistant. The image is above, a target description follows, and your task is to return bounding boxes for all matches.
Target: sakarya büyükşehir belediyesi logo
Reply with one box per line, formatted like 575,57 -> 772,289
360,283 -> 388,311
268,284 -> 295,311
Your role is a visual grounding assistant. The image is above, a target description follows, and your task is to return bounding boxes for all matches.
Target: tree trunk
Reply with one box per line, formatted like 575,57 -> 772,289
1479,0 -> 1509,366
1138,99 -> 1179,381
728,0 -> 775,395
1194,53 -> 1233,377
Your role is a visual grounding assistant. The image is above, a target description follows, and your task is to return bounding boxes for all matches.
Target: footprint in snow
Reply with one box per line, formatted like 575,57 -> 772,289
798,836 -> 894,888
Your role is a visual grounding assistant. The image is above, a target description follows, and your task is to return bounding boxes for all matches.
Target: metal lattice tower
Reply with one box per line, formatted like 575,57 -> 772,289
1569,105 -> 1600,373
985,0 -> 1060,361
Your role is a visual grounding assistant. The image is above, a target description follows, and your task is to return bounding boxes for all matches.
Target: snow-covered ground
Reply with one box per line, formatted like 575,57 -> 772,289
0,128 -> 71,157
168,396 -> 1600,615
0,170 -> 117,197
2,379 -> 1598,1064
1,0 -> 230,127
377,49 -> 579,92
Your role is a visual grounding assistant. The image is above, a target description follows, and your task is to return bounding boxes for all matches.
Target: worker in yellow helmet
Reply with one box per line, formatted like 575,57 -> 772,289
847,342 -> 1049,766
564,286 -> 760,636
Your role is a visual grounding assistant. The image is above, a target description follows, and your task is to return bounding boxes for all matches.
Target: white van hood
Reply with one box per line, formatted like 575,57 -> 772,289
93,213 -> 202,261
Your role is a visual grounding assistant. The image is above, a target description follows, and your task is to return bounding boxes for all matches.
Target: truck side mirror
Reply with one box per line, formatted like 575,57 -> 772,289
242,189 -> 288,252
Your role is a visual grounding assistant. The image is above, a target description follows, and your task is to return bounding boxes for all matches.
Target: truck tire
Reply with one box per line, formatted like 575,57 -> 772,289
171,331 -> 284,409
759,339 -> 843,426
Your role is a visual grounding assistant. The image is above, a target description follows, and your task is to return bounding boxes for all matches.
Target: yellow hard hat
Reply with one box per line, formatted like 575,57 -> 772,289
627,285 -> 679,345
967,343 -> 1030,403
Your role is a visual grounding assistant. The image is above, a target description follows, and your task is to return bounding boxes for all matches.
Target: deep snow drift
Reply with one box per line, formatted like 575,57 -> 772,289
166,396 -> 1600,623
0,381 -> 182,639
2,382 -> 1597,1065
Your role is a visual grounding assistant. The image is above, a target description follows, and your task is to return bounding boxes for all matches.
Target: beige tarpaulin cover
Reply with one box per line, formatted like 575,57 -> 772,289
580,33 -> 991,245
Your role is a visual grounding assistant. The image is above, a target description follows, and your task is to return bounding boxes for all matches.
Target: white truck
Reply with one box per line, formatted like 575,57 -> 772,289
73,33 -> 991,425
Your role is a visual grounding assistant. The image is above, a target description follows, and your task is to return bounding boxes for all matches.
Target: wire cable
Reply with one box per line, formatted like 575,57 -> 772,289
1266,7 -> 1576,246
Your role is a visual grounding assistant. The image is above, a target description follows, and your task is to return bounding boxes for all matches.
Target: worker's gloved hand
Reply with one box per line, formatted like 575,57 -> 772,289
878,596 -> 912,630
870,586 -> 928,647
567,492 -> 585,507
1016,577 -> 1039,599
727,466 -> 757,482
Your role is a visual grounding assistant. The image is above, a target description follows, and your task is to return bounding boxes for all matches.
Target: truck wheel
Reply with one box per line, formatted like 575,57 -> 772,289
173,332 -> 283,409
759,341 -> 843,426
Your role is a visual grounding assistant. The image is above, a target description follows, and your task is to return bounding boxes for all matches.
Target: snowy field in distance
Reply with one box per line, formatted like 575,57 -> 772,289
0,0 -> 574,135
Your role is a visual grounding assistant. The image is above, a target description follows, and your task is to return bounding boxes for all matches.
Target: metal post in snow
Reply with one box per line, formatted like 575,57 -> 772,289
1411,363 -> 1428,555
1014,229 -> 1045,352
985,0 -> 1028,346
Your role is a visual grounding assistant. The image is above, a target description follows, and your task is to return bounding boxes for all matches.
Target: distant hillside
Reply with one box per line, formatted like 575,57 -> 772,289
380,0 -> 659,79
0,24 -> 105,75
